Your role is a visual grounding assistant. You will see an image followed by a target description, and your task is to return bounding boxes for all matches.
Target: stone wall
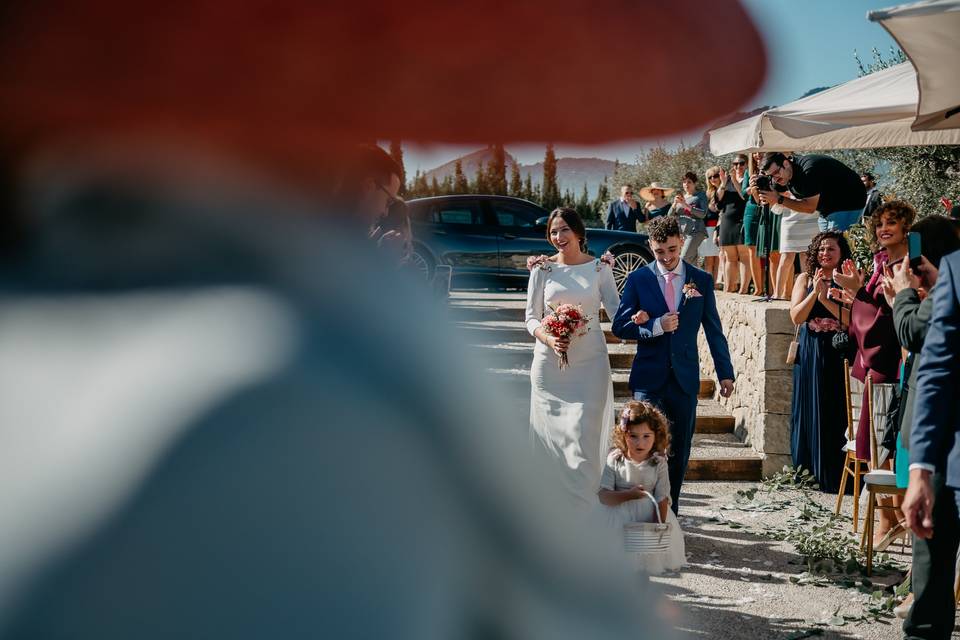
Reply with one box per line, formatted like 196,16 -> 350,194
697,293 -> 795,476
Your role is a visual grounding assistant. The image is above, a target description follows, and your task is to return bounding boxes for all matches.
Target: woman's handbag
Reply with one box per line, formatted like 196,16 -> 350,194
786,325 -> 800,364
831,298 -> 857,361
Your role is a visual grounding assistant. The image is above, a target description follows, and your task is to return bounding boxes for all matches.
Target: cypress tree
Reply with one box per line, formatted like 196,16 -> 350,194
476,161 -> 490,193
388,140 -> 406,195
542,144 -> 560,210
509,161 -> 522,197
489,143 -> 507,195
453,159 -> 468,194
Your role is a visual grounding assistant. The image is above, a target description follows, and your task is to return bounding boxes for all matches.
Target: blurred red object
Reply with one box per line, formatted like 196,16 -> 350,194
0,1 -> 764,150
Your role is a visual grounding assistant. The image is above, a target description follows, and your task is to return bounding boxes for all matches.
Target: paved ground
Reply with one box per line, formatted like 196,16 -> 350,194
648,481 -> 960,640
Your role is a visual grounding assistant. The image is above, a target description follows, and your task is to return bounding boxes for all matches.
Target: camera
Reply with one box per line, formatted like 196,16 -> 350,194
754,174 -> 774,192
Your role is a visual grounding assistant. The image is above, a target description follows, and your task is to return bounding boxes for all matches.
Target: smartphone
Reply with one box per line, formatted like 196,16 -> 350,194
907,231 -> 922,269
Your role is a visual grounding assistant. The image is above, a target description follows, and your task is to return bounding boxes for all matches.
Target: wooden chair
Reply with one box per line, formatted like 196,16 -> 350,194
834,360 -> 868,533
859,375 -> 907,575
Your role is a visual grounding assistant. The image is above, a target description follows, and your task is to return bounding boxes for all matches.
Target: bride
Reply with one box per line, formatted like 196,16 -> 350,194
525,207 -> 628,507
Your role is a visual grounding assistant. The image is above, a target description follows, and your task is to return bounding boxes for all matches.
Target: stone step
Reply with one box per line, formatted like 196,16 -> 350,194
449,302 -> 611,323
688,431 -> 761,475
685,455 -> 763,481
691,432 -> 750,449
455,319 -> 632,345
487,369 -> 727,429
611,399 -> 734,434
481,367 -> 626,399
488,367 -> 717,402
467,341 -> 637,369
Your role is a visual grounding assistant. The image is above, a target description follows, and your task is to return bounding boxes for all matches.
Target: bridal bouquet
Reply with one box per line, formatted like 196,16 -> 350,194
540,303 -> 591,371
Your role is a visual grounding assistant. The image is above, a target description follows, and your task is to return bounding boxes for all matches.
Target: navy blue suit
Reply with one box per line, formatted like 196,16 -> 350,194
910,250 -> 960,488
906,249 -> 960,640
605,200 -> 643,231
612,261 -> 734,513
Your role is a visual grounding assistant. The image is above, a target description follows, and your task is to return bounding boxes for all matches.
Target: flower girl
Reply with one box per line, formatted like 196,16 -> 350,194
597,401 -> 685,574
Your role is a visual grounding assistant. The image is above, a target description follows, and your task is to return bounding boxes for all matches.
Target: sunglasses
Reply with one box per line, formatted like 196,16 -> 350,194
764,164 -> 785,179
624,191 -> 634,195
731,161 -> 745,166
707,174 -> 720,180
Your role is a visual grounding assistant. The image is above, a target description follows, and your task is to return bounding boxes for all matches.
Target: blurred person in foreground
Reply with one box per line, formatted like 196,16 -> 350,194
0,154 -> 659,640
0,1 -> 768,636
0,28 -> 666,640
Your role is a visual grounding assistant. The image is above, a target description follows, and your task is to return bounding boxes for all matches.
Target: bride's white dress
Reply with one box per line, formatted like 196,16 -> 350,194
525,259 -> 620,507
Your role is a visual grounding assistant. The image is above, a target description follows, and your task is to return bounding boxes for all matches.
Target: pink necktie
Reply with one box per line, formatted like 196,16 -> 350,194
663,272 -> 677,313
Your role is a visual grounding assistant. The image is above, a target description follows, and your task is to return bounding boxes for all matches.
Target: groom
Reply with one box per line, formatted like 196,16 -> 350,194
613,216 -> 735,514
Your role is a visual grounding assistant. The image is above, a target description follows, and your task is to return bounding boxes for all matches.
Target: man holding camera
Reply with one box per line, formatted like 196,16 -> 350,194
754,152 -> 866,232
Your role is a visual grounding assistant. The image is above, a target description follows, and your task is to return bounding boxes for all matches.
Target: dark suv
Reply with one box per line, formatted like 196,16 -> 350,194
406,195 -> 652,292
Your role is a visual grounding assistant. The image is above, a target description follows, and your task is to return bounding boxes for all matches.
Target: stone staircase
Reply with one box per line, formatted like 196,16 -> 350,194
450,291 -> 762,482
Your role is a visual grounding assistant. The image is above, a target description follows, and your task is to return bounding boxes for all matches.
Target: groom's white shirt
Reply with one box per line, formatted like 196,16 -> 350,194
649,260 -> 685,337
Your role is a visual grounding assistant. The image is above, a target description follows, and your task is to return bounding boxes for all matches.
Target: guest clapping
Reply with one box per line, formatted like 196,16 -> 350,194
789,232 -> 853,493
835,201 -> 915,545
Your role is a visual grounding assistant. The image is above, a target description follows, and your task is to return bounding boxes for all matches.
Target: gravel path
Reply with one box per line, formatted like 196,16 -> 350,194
648,481 -> 960,640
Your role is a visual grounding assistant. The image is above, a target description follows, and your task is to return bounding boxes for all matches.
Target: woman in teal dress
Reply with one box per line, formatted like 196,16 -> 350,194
740,153 -> 764,295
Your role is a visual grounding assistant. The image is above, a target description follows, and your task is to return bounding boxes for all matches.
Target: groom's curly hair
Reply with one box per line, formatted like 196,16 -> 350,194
647,215 -> 681,243
612,400 -> 672,457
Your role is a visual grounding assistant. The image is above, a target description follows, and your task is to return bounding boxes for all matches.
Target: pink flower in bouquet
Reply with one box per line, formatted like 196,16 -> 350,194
808,317 -> 841,333
540,303 -> 591,371
526,254 -> 552,271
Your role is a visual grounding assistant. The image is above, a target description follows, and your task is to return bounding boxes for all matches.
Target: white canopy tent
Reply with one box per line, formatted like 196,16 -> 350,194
870,0 -> 960,131
708,62 -> 960,155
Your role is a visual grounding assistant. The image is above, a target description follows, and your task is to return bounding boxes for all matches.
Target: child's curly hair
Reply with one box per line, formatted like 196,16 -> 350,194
611,400 -> 672,457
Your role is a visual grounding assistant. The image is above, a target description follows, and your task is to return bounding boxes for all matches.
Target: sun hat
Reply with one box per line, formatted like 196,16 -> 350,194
638,182 -> 676,201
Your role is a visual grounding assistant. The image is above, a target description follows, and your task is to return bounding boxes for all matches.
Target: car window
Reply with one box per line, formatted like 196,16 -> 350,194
406,202 -> 430,223
491,201 -> 544,228
432,202 -> 482,225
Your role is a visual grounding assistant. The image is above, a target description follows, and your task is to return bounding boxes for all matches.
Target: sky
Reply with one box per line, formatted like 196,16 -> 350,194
400,0 -> 901,172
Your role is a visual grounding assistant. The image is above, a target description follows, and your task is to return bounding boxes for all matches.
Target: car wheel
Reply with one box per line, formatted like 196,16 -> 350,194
611,249 -> 648,293
407,247 -> 434,281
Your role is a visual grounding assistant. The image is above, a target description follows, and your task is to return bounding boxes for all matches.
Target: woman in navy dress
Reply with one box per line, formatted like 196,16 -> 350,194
788,231 -> 852,493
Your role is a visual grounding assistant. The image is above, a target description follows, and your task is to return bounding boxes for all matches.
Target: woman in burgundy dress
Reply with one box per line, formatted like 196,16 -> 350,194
835,200 -> 914,543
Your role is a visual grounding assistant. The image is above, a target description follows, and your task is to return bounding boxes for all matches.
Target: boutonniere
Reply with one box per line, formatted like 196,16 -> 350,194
682,280 -> 702,302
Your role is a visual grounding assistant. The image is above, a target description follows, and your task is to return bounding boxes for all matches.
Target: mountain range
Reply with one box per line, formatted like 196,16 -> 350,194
421,147 -> 616,199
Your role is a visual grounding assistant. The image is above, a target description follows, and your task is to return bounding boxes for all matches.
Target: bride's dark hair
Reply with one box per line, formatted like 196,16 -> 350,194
546,207 -> 587,252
